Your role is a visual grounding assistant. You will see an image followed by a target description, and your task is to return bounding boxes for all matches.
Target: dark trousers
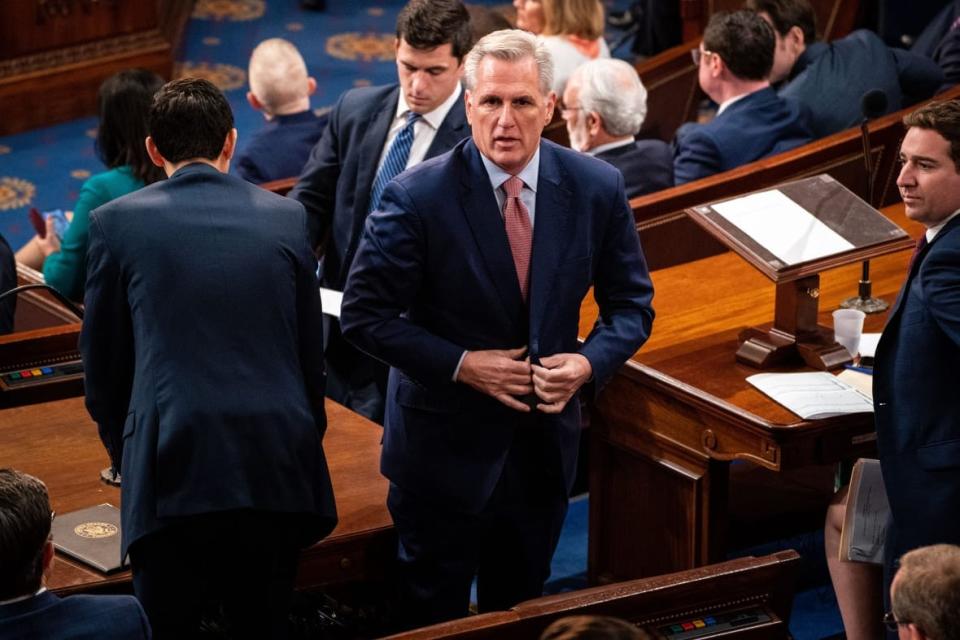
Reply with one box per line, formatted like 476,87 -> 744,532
129,511 -> 303,640
387,428 -> 569,629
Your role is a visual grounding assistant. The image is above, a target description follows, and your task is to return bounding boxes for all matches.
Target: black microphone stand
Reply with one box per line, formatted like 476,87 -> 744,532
840,118 -> 889,314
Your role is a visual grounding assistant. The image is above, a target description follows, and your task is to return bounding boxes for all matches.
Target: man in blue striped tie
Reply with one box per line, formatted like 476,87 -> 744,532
289,0 -> 472,423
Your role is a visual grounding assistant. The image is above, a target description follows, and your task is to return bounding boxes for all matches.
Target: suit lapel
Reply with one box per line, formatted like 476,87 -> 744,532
426,95 -> 469,159
886,216 -> 960,323
354,86 -> 400,216
458,140 -> 526,329
529,143 -> 574,339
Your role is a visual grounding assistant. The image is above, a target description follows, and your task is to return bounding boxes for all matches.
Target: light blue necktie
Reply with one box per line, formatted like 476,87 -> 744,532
368,111 -> 421,213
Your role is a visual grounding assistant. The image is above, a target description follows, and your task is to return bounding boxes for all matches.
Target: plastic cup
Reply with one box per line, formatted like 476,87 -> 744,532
833,308 -> 866,356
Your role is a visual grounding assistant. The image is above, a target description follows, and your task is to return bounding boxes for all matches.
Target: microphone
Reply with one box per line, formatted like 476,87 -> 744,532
861,89 -> 888,121
842,89 -> 890,315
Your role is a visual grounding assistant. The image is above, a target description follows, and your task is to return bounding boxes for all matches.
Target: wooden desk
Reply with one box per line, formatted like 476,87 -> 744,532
582,204 -> 920,583
0,397 -> 392,595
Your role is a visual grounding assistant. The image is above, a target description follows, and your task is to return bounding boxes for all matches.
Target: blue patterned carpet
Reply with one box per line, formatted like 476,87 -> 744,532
0,1 -> 844,637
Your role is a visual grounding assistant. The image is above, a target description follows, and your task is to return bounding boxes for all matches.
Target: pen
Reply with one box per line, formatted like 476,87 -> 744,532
843,364 -> 874,375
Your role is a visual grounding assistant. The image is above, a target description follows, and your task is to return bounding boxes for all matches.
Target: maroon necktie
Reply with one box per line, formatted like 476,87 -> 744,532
502,176 -> 532,301
906,234 -> 928,275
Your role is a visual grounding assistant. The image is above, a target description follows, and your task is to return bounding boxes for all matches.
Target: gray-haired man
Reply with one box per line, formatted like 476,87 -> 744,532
562,58 -> 673,197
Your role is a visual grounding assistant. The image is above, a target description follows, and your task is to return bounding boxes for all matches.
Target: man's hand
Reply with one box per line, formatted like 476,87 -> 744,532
36,218 -> 61,258
457,347 -> 533,412
532,353 -> 592,414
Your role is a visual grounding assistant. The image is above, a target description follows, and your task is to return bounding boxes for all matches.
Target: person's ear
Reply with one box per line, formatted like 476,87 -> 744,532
221,128 -> 238,162
246,91 -> 264,112
464,89 -> 474,125
41,539 -> 55,582
306,77 -> 317,97
586,112 -> 602,137
544,90 -> 557,124
788,25 -> 806,51
145,136 -> 165,168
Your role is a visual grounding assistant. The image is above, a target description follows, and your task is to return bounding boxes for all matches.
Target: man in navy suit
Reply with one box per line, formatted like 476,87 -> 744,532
80,79 -> 337,639
0,468 -> 150,639
874,99 -> 960,607
562,58 -> 673,198
341,29 -> 655,627
673,10 -> 812,185
747,0 -> 944,139
289,0 -> 473,423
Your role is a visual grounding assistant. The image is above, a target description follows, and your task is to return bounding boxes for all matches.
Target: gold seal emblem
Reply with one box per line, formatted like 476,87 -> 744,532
74,522 -> 119,539
326,33 -> 396,62
0,145 -> 11,155
0,177 -> 36,211
71,169 -> 91,180
192,0 -> 265,21
175,62 -> 247,92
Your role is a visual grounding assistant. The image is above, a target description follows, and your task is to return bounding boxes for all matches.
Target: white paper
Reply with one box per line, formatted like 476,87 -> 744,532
747,372 -> 874,419
837,369 -> 873,399
712,190 -> 855,265
858,333 -> 882,358
319,287 -> 342,319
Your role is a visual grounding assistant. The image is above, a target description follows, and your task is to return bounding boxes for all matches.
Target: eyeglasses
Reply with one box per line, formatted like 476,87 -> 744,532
883,612 -> 909,631
691,47 -> 716,66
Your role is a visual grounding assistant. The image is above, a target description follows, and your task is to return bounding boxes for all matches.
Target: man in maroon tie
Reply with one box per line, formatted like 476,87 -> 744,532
341,29 -> 654,628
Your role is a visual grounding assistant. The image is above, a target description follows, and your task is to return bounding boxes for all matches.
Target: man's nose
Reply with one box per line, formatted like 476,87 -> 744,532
497,104 -> 516,127
897,164 -> 915,187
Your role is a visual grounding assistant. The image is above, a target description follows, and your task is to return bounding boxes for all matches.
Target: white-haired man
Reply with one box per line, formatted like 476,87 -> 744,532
562,58 -> 673,197
341,29 -> 654,628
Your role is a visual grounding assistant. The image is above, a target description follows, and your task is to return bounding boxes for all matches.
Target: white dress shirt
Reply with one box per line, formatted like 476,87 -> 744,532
374,82 -> 463,175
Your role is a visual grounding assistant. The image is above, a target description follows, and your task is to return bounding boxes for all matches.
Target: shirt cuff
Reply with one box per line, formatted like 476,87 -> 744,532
452,350 -> 468,382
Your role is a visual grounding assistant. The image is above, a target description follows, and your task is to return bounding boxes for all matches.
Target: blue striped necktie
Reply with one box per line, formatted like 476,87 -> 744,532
369,111 -> 421,213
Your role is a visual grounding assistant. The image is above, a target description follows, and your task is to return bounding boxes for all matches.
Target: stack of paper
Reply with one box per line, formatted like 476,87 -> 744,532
747,372 -> 874,419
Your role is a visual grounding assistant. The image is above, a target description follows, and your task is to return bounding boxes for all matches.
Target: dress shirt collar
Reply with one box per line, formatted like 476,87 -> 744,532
587,138 -> 635,156
480,146 -> 541,194
0,587 -> 46,607
926,208 -> 960,242
716,91 -> 751,116
395,82 -> 463,130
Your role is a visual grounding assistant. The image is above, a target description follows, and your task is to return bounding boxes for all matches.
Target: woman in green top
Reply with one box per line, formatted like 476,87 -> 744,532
25,69 -> 165,301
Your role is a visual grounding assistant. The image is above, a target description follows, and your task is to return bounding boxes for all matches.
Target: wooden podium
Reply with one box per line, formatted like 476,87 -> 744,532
686,175 -> 912,370
583,202 -> 920,583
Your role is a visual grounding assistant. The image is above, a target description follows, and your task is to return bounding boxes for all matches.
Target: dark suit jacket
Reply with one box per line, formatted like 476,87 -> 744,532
780,30 -> 944,139
673,87 -> 812,185
595,139 -> 673,199
874,215 -> 960,581
80,163 -> 337,557
340,139 -> 655,513
0,233 -> 15,334
0,591 -> 150,639
288,84 -> 470,291
234,110 -> 328,185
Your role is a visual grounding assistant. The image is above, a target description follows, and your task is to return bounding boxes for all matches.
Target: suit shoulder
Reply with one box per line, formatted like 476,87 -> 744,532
335,84 -> 398,113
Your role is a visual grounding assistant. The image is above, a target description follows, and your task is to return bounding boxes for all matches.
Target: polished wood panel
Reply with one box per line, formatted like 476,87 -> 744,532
13,263 -> 81,333
0,396 -> 391,595
386,551 -> 800,639
582,203 -> 920,583
0,1 -> 193,135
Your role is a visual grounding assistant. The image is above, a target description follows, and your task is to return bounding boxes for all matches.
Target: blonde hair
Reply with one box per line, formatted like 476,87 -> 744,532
542,0 -> 604,40
248,38 -> 310,115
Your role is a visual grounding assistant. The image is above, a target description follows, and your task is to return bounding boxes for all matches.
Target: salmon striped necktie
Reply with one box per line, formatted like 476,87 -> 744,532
502,175 -> 532,302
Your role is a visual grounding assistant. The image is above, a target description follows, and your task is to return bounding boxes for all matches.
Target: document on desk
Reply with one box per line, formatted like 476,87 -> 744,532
712,190 -> 855,265
747,372 -> 874,419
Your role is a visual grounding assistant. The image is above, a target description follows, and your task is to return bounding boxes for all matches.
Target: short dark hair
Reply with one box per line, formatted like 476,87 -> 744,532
703,10 -> 775,81
540,615 -> 643,640
396,0 -> 473,61
904,99 -> 960,171
148,78 -> 234,163
0,469 -> 51,600
96,69 -> 166,185
744,0 -> 817,44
